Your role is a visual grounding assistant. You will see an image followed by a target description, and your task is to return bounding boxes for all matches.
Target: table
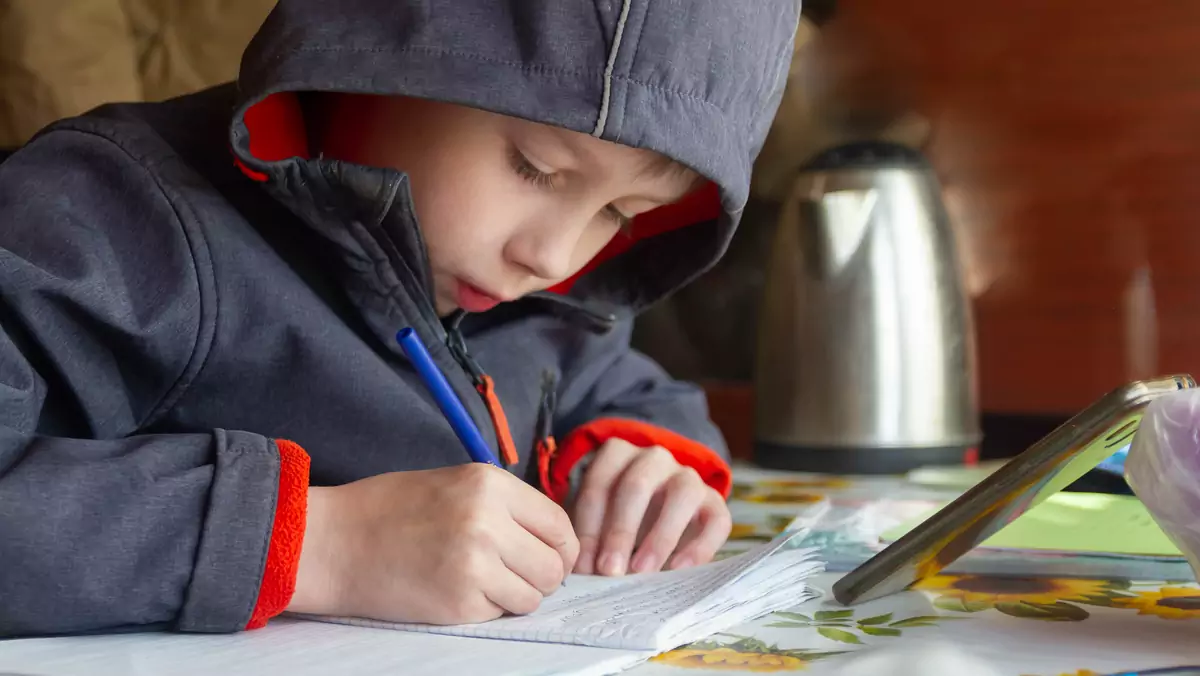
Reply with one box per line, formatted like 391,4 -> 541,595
4,465 -> 1199,676
627,465 -> 1200,676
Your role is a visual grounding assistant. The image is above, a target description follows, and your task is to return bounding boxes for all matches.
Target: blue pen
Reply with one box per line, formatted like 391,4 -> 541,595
396,328 -> 501,466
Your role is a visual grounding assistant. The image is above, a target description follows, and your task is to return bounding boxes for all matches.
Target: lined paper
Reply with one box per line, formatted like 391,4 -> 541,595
308,530 -> 823,651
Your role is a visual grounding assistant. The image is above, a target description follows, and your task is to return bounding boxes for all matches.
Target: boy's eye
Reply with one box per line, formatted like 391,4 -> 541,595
509,145 -> 634,235
509,147 -> 556,189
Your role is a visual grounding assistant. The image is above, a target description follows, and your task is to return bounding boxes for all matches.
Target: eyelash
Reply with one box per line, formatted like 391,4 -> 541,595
508,147 -> 634,234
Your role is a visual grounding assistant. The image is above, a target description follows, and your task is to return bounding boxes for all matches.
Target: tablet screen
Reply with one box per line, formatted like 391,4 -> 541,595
831,375 -> 1195,606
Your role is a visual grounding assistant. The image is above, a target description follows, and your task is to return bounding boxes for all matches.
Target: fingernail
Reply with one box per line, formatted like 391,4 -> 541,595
575,550 -> 594,575
630,552 -> 657,574
669,555 -> 694,570
598,552 -> 626,576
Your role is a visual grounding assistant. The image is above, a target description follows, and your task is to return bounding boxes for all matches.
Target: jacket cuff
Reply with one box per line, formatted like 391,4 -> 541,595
245,439 -> 310,630
544,418 -> 732,504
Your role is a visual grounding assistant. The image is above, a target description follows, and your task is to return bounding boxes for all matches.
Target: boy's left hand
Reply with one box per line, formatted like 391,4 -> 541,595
570,438 -> 732,576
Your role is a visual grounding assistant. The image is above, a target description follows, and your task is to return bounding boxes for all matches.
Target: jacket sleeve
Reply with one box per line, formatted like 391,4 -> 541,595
0,129 -> 307,637
544,318 -> 731,504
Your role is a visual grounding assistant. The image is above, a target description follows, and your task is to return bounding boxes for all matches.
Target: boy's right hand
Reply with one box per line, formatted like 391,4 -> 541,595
286,464 -> 579,625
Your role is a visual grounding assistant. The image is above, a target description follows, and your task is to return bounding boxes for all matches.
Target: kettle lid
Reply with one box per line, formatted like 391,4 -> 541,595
802,141 -> 929,172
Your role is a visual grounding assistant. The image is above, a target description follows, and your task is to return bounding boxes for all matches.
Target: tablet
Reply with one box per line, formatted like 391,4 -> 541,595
831,374 -> 1197,606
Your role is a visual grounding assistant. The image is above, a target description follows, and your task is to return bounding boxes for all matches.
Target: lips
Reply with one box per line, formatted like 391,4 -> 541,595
455,279 -> 505,313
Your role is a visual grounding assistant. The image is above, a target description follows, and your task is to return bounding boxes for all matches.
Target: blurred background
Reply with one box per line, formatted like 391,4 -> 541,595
634,0 -> 1200,465
4,0 -> 1198,467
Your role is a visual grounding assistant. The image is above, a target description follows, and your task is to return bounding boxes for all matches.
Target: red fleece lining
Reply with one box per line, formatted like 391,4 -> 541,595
543,418 -> 732,505
235,92 -> 310,182
234,93 -> 723,282
246,93 -> 310,163
246,439 -> 311,630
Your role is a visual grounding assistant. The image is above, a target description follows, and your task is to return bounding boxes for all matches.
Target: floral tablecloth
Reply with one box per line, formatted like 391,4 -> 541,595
625,465 -> 1200,676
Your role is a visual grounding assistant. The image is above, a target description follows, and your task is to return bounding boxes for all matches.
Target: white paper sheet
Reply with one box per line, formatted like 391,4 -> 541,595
0,529 -> 824,675
0,619 -> 651,676
310,530 -> 821,651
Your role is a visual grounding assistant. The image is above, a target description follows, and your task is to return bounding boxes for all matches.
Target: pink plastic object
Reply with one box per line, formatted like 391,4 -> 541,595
1125,388 -> 1200,577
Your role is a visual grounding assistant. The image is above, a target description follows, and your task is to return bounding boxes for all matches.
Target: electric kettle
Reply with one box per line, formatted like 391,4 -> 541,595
754,141 -> 981,473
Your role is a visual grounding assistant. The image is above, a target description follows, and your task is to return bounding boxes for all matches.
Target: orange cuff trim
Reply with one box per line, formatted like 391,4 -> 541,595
543,418 -> 732,505
246,439 -> 311,630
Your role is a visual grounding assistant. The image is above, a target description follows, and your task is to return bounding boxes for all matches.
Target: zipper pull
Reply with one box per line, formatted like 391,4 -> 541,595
535,371 -> 559,497
477,374 -> 520,467
445,315 -> 520,468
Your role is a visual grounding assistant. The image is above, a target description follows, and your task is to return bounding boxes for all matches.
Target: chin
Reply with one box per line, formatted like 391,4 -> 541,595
433,297 -> 459,317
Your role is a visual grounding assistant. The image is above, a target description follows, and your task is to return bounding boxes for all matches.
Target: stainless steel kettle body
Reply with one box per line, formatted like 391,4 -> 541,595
754,143 -> 981,473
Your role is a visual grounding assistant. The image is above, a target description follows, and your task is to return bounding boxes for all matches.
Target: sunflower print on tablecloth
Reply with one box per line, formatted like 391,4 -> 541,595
756,478 -> 852,490
651,636 -> 844,672
727,516 -> 802,544
1111,586 -> 1200,619
653,648 -> 808,672
740,491 -> 827,506
913,575 -> 1129,621
731,477 -> 850,504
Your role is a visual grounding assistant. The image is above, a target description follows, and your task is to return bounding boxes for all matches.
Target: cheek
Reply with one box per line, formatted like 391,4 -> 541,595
569,223 -> 622,271
408,163 -> 515,265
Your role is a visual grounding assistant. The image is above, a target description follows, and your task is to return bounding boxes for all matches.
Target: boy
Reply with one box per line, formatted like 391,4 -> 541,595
0,0 -> 800,636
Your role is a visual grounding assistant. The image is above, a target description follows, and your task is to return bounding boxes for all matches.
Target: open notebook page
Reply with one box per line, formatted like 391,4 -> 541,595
304,529 -> 823,651
0,617 -> 653,676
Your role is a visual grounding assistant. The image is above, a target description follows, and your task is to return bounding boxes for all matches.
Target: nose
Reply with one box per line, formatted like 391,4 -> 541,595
505,213 -> 586,282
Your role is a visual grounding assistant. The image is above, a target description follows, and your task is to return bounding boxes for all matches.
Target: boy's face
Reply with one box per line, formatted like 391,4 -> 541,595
320,96 -> 699,316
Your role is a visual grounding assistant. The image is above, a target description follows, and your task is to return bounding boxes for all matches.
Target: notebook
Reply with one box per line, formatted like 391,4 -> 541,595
881,492 -> 1183,558
0,619 -> 647,676
304,527 -> 824,653
0,529 -> 823,676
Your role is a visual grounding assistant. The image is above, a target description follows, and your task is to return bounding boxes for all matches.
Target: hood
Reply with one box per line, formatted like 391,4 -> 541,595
229,0 -> 800,314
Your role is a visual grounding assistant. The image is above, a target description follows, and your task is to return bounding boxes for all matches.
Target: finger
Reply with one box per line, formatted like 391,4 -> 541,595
482,566 -> 546,617
667,490 -> 733,570
597,446 -> 678,576
506,478 -> 581,578
629,468 -> 706,574
430,593 -> 506,626
571,440 -> 639,574
497,520 -> 569,595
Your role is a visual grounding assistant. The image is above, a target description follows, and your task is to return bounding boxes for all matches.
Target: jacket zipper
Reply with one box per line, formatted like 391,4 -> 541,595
437,294 -> 616,469
444,311 -> 520,467
383,207 -> 520,466
400,219 -> 610,471
534,370 -> 559,499
323,166 -> 593,471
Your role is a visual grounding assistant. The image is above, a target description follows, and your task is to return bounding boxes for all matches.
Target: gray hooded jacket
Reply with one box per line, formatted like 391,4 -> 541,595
0,0 -> 799,636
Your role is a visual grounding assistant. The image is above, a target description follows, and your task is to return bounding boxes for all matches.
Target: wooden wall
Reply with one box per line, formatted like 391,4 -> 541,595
833,0 -> 1200,413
